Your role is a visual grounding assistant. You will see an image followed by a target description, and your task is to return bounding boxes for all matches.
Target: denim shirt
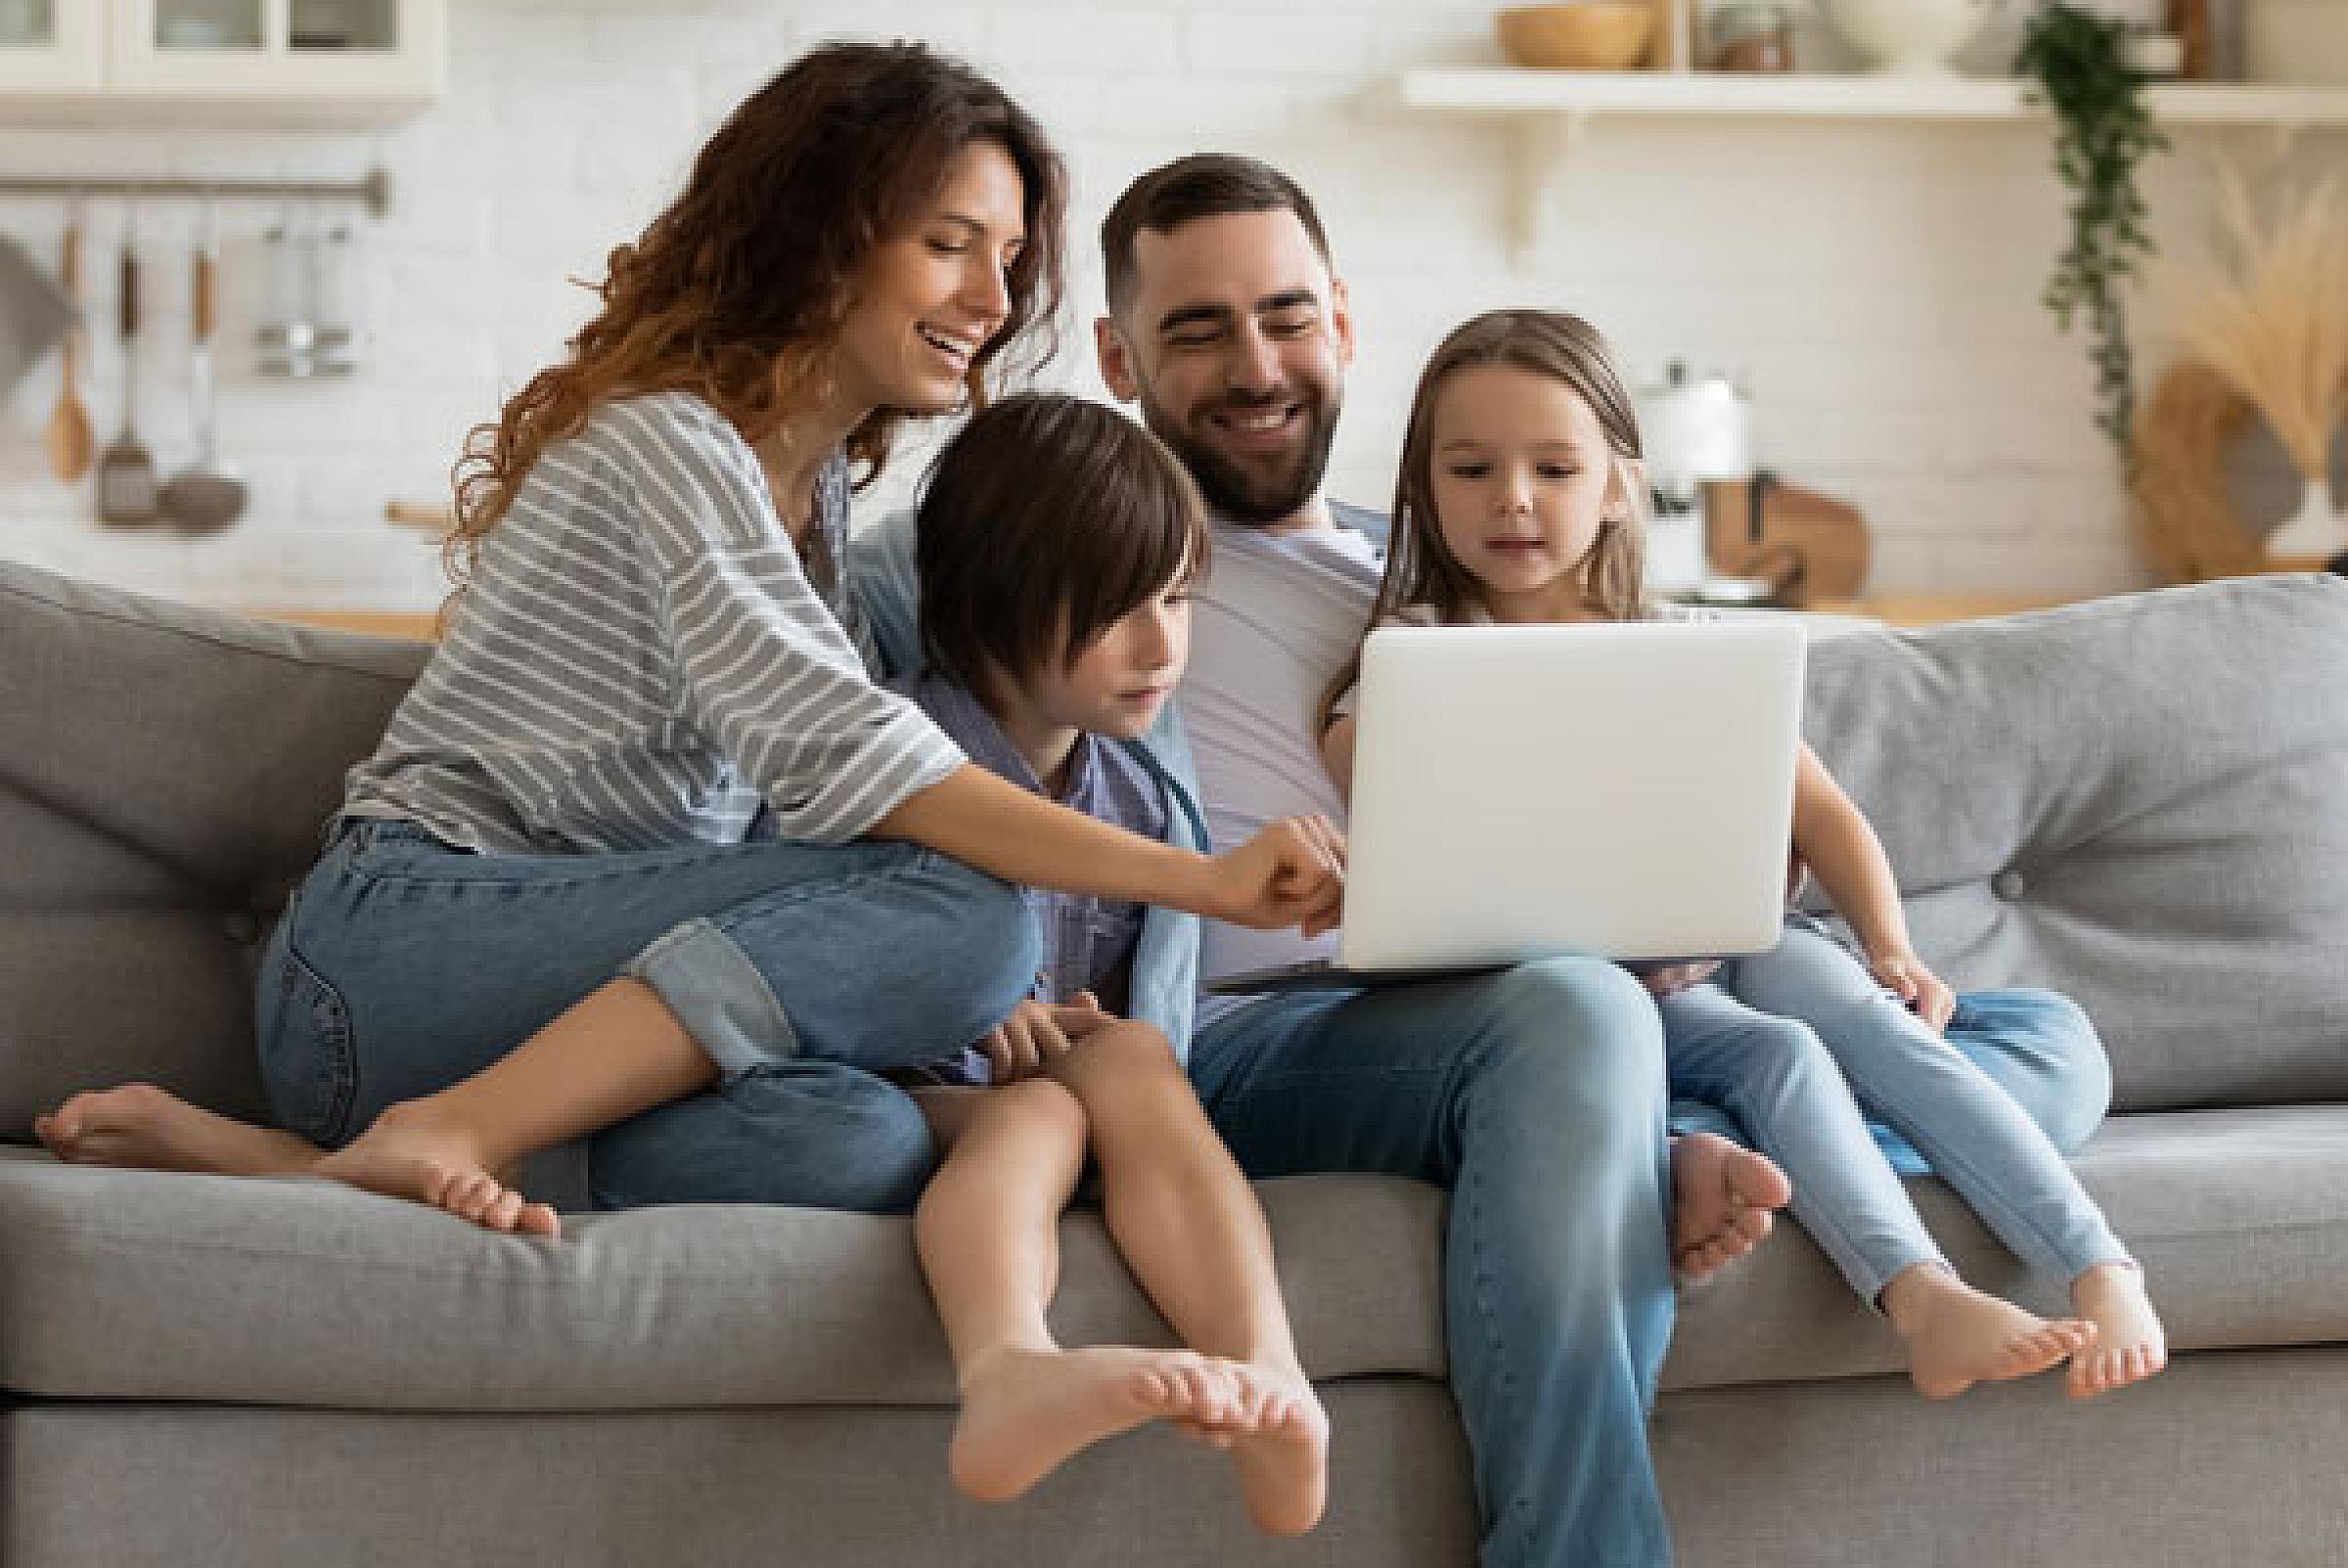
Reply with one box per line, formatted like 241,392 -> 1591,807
847,514 -> 1205,1057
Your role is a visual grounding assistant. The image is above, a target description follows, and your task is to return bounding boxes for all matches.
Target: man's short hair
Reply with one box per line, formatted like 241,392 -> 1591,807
917,393 -> 1208,696
1099,154 -> 1333,319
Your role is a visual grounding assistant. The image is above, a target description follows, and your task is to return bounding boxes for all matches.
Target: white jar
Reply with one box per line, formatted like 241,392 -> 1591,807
2064,0 -> 2169,26
1824,0 -> 1997,72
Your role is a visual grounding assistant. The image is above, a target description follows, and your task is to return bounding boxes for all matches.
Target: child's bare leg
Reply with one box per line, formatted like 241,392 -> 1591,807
2067,1262 -> 2166,1397
314,977 -> 712,1238
1671,1131 -> 1793,1282
36,1084 -> 323,1178
1881,1262 -> 2096,1399
1050,1024 -> 1329,1538
913,1081 -> 1239,1503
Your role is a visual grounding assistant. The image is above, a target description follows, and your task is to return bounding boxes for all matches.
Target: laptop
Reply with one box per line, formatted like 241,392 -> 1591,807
1208,619 -> 1807,994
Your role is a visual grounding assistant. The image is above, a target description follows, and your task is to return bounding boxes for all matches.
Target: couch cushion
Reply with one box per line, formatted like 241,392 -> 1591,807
0,1155 -> 1445,1409
0,563 -> 429,1137
1664,1103 -> 2348,1391
1801,575 -> 2348,1112
7,1106 -> 2344,1408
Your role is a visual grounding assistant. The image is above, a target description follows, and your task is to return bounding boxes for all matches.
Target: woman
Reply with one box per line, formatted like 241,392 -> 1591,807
38,42 -> 1341,1241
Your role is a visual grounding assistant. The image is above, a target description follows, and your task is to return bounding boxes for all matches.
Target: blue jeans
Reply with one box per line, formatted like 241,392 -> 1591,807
254,820 -> 1038,1211
1660,924 -> 2130,1303
1188,958 -> 1676,1568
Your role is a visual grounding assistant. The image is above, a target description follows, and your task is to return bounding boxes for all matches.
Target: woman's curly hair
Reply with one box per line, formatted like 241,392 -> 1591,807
444,42 -> 1067,593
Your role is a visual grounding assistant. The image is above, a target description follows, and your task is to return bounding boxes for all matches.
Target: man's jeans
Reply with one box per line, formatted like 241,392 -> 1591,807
1193,957 -> 2114,1568
1189,959 -> 1678,1568
255,820 -> 1037,1211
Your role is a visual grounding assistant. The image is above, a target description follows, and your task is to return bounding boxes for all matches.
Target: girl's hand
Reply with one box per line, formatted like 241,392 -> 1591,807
1207,816 -> 1346,936
1872,951 -> 1956,1034
1635,961 -> 1721,999
977,995 -> 1121,1083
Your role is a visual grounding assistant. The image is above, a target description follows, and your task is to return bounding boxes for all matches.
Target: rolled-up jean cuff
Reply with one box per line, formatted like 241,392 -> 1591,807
626,917 -> 800,1082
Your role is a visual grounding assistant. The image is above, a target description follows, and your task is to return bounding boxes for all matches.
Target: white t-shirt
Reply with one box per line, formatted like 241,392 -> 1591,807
1183,511 -> 1386,1024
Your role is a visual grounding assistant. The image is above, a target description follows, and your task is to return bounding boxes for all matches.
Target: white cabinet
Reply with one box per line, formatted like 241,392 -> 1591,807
0,0 -> 445,124
0,1 -> 107,92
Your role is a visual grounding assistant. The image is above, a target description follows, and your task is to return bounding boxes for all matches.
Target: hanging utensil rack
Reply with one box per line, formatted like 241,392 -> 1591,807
0,168 -> 390,218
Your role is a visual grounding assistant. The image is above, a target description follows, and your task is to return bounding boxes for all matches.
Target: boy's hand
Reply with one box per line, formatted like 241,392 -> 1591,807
977,994 -> 1121,1083
1871,950 -> 1955,1033
1207,816 -> 1346,936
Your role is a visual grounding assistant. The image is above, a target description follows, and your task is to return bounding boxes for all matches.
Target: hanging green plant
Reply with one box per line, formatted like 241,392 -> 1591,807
2017,2 -> 2170,466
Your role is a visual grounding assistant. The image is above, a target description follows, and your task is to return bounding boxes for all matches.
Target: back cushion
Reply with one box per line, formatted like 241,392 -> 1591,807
6,563 -> 2344,1132
1801,574 -> 2348,1112
0,564 -> 427,1137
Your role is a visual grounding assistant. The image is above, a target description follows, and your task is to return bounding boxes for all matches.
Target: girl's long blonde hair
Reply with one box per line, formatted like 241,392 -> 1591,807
1320,309 -> 1649,732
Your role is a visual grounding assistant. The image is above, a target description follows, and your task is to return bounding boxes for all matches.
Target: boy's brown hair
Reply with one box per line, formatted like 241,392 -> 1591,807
918,393 -> 1209,695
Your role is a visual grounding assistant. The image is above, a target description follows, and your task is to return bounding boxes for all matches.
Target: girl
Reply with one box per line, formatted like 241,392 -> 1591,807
35,45 -> 1341,1277
887,391 -> 1323,1535
1315,308 -> 2166,1402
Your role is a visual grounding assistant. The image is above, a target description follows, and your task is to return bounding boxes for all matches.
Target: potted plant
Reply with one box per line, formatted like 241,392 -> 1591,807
2017,1 -> 2170,466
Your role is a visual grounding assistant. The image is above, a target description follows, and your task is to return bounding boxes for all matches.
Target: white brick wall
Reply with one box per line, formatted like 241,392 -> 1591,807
1,0 -> 2340,610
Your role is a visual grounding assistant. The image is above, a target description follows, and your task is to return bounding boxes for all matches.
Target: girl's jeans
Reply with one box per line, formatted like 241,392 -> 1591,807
255,819 -> 1039,1212
1660,921 -> 2133,1303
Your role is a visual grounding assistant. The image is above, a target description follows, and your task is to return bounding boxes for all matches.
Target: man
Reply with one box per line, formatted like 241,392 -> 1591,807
1083,154 -> 2115,1567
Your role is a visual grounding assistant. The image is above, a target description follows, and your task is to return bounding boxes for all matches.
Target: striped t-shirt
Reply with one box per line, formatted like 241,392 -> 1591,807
340,390 -> 965,853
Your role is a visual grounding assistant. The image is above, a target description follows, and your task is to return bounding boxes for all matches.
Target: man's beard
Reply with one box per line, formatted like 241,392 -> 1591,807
1136,389 -> 1340,527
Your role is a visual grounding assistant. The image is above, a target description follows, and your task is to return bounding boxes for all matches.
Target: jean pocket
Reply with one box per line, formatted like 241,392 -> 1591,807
255,942 -> 358,1146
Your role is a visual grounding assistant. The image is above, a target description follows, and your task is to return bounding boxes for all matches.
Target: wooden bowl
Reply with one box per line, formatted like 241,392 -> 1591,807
1497,3 -> 1658,69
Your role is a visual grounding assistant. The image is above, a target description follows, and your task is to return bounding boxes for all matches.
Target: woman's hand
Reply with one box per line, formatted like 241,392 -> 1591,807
1205,815 -> 1346,936
977,992 -> 1120,1083
1871,950 -> 1956,1033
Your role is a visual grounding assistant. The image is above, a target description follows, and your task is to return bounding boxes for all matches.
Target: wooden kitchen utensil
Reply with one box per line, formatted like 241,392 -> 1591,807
160,212 -> 248,534
96,213 -> 159,525
44,216 -> 93,483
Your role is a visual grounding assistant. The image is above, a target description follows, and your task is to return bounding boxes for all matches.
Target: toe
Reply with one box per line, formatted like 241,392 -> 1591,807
1171,1362 -> 1213,1420
445,1172 -> 497,1222
484,1188 -> 524,1233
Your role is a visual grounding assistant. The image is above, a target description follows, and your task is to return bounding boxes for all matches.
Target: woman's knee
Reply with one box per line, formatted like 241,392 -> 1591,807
906,856 -> 1043,1028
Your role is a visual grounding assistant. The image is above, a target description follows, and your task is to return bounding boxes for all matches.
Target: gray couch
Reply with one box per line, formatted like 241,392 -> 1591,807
4,559 -> 2345,1568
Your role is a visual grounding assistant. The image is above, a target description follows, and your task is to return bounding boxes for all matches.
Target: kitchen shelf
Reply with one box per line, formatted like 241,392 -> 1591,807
1398,68 -> 2348,254
1401,68 -> 2348,123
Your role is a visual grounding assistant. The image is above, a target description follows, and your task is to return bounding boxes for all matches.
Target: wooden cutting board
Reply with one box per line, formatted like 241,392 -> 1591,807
1702,474 -> 1871,604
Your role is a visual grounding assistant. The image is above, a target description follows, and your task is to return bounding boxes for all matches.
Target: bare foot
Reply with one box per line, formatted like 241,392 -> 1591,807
1222,1363 -> 1330,1537
948,1345 -> 1241,1503
35,1084 -> 323,1178
1672,1132 -> 1793,1282
2067,1263 -> 2167,1398
310,1100 -> 560,1237
1883,1264 -> 2096,1400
